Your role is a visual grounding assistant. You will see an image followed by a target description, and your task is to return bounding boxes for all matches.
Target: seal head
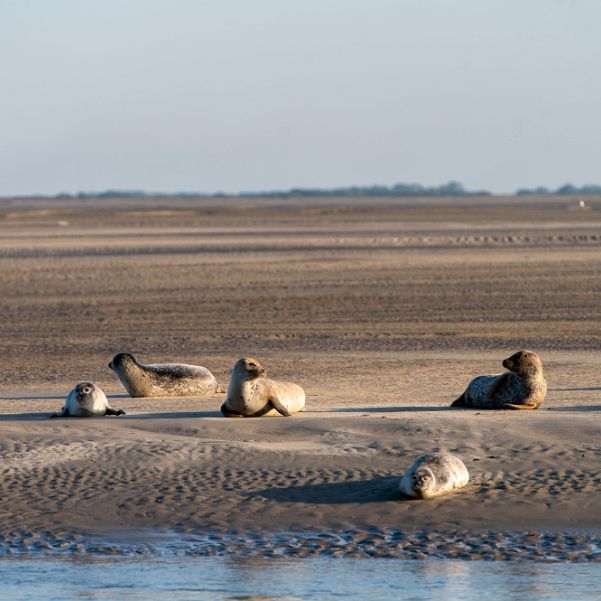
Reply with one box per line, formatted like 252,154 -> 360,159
502,350 -> 542,375
410,467 -> 435,499
235,357 -> 267,380
108,353 -> 136,371
74,381 -> 96,405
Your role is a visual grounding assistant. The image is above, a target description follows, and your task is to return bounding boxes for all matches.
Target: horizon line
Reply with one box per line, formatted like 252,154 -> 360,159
2,181 -> 601,201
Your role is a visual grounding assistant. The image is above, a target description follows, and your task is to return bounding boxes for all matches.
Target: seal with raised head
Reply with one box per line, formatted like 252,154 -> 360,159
108,353 -> 224,398
50,382 -> 125,418
398,452 -> 469,499
450,350 -> 546,410
221,357 -> 305,417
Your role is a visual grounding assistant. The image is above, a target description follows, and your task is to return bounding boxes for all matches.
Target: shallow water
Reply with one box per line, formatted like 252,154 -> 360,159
1,557 -> 600,601
3,528 -> 601,562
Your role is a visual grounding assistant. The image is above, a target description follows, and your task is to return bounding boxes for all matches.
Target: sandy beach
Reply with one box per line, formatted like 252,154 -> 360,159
1,194 -> 601,558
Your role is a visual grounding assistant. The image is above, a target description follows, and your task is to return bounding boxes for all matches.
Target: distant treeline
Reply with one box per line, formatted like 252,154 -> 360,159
50,181 -> 487,199
237,181 -> 489,197
516,184 -> 601,196
5,181 -> 601,200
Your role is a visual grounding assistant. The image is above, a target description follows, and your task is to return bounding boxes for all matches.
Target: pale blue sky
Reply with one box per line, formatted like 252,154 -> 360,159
1,0 -> 599,196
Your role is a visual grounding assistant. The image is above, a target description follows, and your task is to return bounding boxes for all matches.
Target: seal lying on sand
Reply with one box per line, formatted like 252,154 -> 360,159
108,353 -> 224,397
451,350 -> 546,410
399,452 -> 469,499
221,357 -> 305,417
51,382 -> 125,418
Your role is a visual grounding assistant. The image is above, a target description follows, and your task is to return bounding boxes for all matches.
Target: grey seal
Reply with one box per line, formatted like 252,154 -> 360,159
399,452 -> 469,499
50,382 -> 125,418
451,350 -> 546,410
221,357 -> 305,417
108,352 -> 224,398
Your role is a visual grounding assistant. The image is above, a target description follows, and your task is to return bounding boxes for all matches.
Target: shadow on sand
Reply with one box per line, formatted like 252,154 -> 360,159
0,393 -> 131,401
126,411 -> 223,419
0,395 -> 66,401
0,410 -> 224,421
551,387 -> 601,392
249,476 -> 403,504
548,406 -> 601,412
325,406 -> 452,413
0,412 -> 56,421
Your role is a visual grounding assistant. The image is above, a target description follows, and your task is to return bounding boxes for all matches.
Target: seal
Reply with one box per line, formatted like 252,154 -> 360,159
450,350 -> 546,410
398,452 -> 469,499
221,357 -> 305,417
50,382 -> 125,418
108,352 -> 224,398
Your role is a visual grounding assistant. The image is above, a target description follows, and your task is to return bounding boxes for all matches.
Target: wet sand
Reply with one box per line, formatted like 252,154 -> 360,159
1,194 -> 601,559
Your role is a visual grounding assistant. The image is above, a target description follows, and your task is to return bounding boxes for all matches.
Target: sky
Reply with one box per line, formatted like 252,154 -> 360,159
1,0 -> 600,196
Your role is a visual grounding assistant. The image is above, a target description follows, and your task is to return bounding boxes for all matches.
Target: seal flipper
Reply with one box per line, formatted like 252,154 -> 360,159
502,402 -> 538,411
105,408 -> 126,416
221,400 -> 275,417
50,408 -> 69,418
268,395 -> 293,417
450,393 -> 471,407
248,401 -> 279,417
220,402 -> 243,417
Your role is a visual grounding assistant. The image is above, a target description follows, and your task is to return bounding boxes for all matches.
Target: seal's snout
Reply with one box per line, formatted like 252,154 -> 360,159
241,358 -> 266,378
76,383 -> 93,401
246,366 -> 266,379
503,353 -> 523,371
107,362 -> 113,369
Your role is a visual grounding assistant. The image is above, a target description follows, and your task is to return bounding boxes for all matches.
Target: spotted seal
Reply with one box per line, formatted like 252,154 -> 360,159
451,350 -> 546,410
398,452 -> 469,499
221,357 -> 305,417
50,382 -> 125,418
108,352 -> 224,398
